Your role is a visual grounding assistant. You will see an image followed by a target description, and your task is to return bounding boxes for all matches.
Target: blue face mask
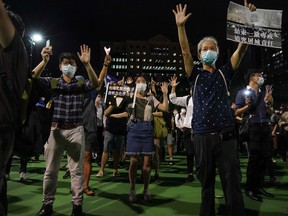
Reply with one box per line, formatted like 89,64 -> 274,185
201,50 -> 218,66
62,64 -> 76,77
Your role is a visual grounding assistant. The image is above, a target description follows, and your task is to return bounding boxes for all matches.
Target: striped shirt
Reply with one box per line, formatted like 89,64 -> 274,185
38,76 -> 95,124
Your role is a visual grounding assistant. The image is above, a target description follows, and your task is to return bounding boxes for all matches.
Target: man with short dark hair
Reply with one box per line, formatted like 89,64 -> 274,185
32,44 -> 110,216
0,1 -> 28,215
235,69 -> 274,202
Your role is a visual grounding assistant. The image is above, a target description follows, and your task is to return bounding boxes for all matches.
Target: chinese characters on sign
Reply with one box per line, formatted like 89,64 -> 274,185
227,1 -> 283,49
104,82 -> 135,107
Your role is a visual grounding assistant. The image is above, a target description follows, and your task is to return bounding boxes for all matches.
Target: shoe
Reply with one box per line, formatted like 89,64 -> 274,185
168,160 -> 174,165
96,170 -> 104,177
63,170 -> 71,179
129,190 -> 137,202
186,174 -> 195,183
71,204 -> 82,216
269,176 -> 280,186
154,173 -> 160,181
257,188 -> 274,197
20,172 -> 28,182
143,190 -> 152,201
245,190 -> 263,202
83,186 -> 95,196
113,170 -> 120,177
35,204 -> 53,216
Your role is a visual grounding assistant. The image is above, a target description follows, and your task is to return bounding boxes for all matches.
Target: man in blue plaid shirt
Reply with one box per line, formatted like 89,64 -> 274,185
32,44 -> 111,216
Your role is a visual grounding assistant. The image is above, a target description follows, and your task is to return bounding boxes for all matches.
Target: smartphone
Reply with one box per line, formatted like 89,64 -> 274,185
46,40 -> 50,48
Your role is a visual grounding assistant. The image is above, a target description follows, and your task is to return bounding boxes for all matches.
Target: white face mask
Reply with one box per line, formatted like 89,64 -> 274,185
256,77 -> 264,86
136,83 -> 147,93
62,64 -> 76,77
173,111 -> 178,116
95,97 -> 101,102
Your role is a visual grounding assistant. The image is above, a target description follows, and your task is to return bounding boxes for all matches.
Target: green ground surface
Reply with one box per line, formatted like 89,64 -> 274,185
7,154 -> 288,216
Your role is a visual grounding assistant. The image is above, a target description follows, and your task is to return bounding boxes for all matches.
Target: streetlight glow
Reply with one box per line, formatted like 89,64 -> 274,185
31,33 -> 43,43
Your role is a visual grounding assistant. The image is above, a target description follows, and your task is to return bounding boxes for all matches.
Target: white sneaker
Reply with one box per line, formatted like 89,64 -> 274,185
20,172 -> 28,181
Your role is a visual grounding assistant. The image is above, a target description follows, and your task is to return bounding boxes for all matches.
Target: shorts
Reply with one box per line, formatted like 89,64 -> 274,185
167,132 -> 174,145
84,131 -> 97,152
103,131 -> 125,152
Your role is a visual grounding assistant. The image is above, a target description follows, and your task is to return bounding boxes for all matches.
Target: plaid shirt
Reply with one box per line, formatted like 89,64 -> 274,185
38,76 -> 95,124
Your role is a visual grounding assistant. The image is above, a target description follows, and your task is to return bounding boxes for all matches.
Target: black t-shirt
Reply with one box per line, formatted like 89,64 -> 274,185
105,99 -> 129,135
0,33 -> 29,125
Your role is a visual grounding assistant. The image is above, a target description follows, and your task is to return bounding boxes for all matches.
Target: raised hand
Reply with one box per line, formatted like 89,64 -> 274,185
104,54 -> 111,66
161,82 -> 168,95
172,4 -> 192,26
41,46 -> 53,63
244,0 -> 256,12
126,76 -> 133,85
169,75 -> 179,87
77,44 -> 91,65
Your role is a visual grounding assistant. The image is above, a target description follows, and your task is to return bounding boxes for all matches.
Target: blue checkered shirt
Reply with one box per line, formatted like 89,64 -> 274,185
38,76 -> 95,124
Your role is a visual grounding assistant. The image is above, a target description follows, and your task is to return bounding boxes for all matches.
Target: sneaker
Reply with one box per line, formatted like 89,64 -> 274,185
186,174 -> 195,183
113,170 -> 120,177
35,204 -> 53,216
19,172 -> 28,182
96,170 -> 104,177
168,160 -> 174,165
129,190 -> 137,202
143,190 -> 152,201
62,169 -> 71,179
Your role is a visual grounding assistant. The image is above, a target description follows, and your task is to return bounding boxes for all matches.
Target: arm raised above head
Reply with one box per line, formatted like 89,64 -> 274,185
173,4 -> 194,77
0,1 -> 16,48
230,0 -> 256,71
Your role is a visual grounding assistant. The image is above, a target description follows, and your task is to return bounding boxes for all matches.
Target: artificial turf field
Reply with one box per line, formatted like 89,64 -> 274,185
7,154 -> 288,216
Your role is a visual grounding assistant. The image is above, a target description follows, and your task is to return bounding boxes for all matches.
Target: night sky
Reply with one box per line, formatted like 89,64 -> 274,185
4,0 -> 288,73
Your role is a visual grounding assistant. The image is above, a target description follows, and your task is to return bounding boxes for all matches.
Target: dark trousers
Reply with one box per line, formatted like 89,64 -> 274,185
194,128 -> 244,216
0,127 -> 14,216
246,124 -> 272,191
182,127 -> 194,174
96,126 -> 104,163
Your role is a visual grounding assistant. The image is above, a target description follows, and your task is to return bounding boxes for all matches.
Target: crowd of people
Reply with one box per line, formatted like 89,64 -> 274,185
1,0 -> 287,216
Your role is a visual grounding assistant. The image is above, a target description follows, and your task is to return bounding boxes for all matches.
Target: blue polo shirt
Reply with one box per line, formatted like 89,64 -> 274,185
235,86 -> 270,124
189,62 -> 235,134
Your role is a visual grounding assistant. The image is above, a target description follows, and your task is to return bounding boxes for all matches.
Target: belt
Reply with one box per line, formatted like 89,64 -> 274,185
51,122 -> 82,129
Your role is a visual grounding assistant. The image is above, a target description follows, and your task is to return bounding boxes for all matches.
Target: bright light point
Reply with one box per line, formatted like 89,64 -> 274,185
31,33 -> 43,42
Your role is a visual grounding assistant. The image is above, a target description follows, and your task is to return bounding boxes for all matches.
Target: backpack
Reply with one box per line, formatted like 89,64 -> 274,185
154,115 -> 168,138
13,78 -> 85,158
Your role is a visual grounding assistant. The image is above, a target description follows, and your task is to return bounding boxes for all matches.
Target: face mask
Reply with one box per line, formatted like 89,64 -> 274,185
173,111 -> 178,116
201,50 -> 218,66
136,83 -> 147,93
95,97 -> 101,102
256,77 -> 264,86
62,64 -> 76,77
